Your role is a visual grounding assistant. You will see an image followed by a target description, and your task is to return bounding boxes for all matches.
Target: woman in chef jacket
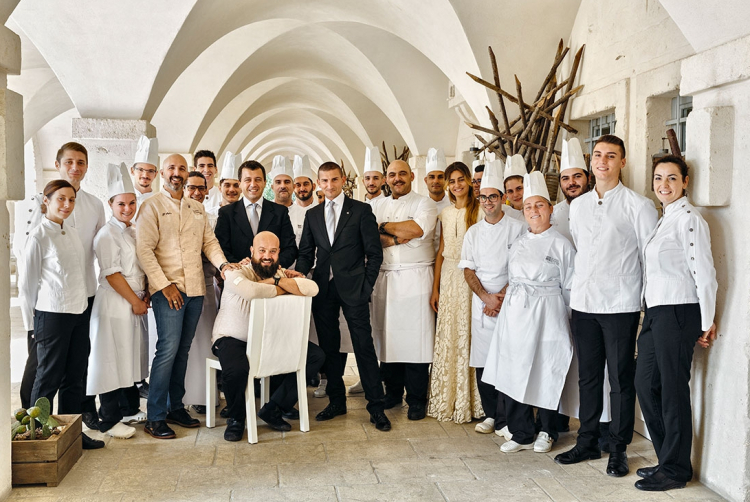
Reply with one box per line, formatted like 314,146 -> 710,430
633,155 -> 718,492
482,171 -> 576,454
86,163 -> 149,439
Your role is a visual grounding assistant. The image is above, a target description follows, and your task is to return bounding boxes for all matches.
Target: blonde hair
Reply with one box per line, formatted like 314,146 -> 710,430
445,162 -> 480,229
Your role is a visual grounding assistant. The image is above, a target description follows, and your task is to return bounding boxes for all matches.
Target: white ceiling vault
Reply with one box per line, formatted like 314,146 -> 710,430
6,0 -> 581,174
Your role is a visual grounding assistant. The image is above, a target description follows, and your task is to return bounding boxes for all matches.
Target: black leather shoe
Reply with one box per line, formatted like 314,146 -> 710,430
220,406 -> 229,418
259,404 -> 292,432
635,470 -> 686,491
407,404 -> 426,421
383,394 -> 403,410
144,420 -> 176,439
224,418 -> 245,442
637,464 -> 660,478
606,451 -> 629,477
316,403 -> 347,421
370,411 -> 392,431
554,445 -> 601,465
81,432 -> 105,449
191,405 -> 206,415
166,408 -> 200,428
82,412 -> 101,431
282,408 -> 300,420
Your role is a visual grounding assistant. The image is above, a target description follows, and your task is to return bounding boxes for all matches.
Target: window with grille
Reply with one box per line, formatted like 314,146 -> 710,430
583,112 -> 617,153
665,96 -> 692,153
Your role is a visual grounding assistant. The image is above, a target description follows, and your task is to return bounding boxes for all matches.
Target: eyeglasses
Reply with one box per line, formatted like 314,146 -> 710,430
478,194 -> 500,203
134,167 -> 157,175
471,179 -> 482,185
186,185 -> 207,192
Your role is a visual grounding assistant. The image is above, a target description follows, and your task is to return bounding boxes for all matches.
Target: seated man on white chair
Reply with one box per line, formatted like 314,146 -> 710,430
211,231 -> 324,442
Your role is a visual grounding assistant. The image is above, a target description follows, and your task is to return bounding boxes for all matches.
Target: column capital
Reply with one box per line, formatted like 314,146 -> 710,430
72,118 -> 155,141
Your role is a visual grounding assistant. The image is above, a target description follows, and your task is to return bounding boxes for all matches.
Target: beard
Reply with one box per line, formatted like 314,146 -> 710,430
251,256 -> 280,280
296,190 -> 313,201
166,176 -> 185,191
366,184 -> 381,194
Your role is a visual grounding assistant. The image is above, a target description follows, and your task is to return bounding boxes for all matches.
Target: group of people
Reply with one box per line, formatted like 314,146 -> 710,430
14,131 -> 717,492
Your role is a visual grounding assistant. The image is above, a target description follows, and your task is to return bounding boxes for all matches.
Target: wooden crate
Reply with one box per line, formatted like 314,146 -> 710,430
11,414 -> 82,487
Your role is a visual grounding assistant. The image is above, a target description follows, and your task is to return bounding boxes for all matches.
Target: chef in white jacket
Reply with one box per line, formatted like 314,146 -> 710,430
502,155 -> 527,221
363,146 -> 386,204
555,134 -> 658,478
482,171 -> 575,454
370,160 -> 437,420
209,151 -> 243,219
290,155 -> 319,245
87,163 -> 149,439
459,158 -> 525,436
194,150 -> 221,212
424,148 -> 451,252
131,136 -> 159,207
550,138 -> 590,244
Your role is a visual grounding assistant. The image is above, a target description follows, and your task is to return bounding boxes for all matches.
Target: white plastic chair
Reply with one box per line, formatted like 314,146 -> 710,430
206,295 -> 312,443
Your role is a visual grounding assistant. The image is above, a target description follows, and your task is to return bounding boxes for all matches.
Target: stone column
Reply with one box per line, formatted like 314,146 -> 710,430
409,155 -> 427,195
0,22 -> 23,501
71,118 -> 157,201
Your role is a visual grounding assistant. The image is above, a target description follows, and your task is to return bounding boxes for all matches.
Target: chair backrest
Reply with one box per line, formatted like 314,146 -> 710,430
246,295 -> 312,378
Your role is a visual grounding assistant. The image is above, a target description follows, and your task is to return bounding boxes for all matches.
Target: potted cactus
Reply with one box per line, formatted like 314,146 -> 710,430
11,398 -> 61,441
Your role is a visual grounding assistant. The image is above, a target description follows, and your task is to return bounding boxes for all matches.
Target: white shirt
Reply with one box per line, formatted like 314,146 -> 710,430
432,194 -> 452,252
569,182 -> 658,313
643,197 -> 717,330
136,190 -> 155,207
325,191 -> 346,232
371,191 -> 437,267
290,199 -> 318,245
203,186 -> 221,212
94,217 -> 146,293
502,205 -> 525,221
365,192 -> 385,205
244,196 -> 265,226
551,199 -> 573,245
19,217 -> 88,330
459,215 -> 527,290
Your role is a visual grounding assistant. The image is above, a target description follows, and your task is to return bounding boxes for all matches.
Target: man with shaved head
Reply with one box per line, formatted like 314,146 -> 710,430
137,154 -> 239,439
370,160 -> 438,420
211,231 -> 324,441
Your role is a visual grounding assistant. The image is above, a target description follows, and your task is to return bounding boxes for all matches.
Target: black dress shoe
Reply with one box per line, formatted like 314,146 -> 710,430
635,470 -> 686,491
316,403 -> 347,421
166,408 -> 200,428
370,411 -> 391,431
637,464 -> 660,478
224,418 -> 245,442
407,404 -> 426,421
606,451 -> 629,477
144,420 -> 176,439
282,408 -> 300,420
81,433 -> 105,450
554,445 -> 601,465
258,404 -> 292,432
82,412 -> 101,431
220,406 -> 229,418
383,394 -> 403,410
191,405 -> 207,415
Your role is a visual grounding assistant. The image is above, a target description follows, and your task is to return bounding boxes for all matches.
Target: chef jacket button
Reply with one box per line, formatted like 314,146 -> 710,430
691,257 -> 695,260
27,221 -> 30,224
690,243 -> 694,246
687,210 -> 691,213
61,231 -> 65,235
25,232 -> 28,235
693,271 -> 696,274
689,228 -> 693,232
28,209 -> 32,212
597,201 -> 602,205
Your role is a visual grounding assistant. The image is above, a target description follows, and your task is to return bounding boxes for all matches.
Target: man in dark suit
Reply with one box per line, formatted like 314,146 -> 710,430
296,162 -> 390,431
215,160 -> 298,268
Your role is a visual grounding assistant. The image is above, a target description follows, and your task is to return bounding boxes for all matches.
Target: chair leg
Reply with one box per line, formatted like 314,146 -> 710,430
260,377 -> 270,407
246,377 -> 258,444
206,361 -> 217,428
297,369 -> 310,433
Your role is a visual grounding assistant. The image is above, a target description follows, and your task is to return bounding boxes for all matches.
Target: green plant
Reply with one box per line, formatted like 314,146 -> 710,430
11,397 -> 60,441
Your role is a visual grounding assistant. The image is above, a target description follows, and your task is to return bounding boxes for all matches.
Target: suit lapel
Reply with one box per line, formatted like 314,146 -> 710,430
311,204 -> 330,250
234,201 -> 254,241
332,196 -> 353,245
258,202 -> 273,232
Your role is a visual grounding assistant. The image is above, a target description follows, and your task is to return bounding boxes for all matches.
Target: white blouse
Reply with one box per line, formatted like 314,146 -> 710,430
19,217 -> 88,330
643,197 -> 717,331
94,217 -> 146,293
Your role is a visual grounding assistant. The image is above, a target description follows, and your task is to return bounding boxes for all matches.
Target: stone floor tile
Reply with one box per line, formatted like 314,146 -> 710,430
118,443 -> 216,467
438,479 -> 553,501
532,477 -> 579,502
98,466 -> 180,494
230,485 -> 338,501
120,491 -> 228,502
75,446 -> 128,471
195,421 -> 284,446
410,437 -> 503,459
338,482 -> 447,501
439,420 -> 470,438
463,453 -> 571,480
556,476 -> 674,501
214,444 -> 237,466
365,420 -> 449,441
277,460 -> 377,486
6,495 -> 59,502
235,442 -> 326,465
176,465 -> 278,492
283,423 -> 369,443
372,458 -> 475,484
666,483 -> 727,501
101,424 -> 199,448
326,439 -> 417,462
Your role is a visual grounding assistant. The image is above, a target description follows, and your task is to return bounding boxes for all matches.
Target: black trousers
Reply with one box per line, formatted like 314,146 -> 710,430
475,367 -> 507,429
312,279 -> 385,414
505,395 -> 558,445
79,297 -> 97,414
572,310 -> 640,453
635,304 -> 702,482
380,362 -> 430,407
30,309 -> 91,414
212,337 -> 326,421
118,385 -> 142,416
99,388 -> 127,432
20,329 -> 37,409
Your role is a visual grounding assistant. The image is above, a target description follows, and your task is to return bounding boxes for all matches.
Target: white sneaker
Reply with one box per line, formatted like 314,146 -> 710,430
347,380 -> 364,394
121,411 -> 147,424
501,440 -> 534,453
494,425 -> 512,441
534,431 -> 553,453
314,379 -> 327,398
475,418 -> 495,434
106,422 -> 136,439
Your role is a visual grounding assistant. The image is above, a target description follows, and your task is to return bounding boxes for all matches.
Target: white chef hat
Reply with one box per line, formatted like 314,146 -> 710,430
504,154 -> 527,180
560,137 -> 587,174
479,159 -> 504,193
363,146 -> 382,174
220,151 -> 242,181
107,162 -> 136,199
426,148 -> 447,173
269,155 -> 294,181
293,154 -> 316,181
133,135 -> 159,167
523,171 -> 551,203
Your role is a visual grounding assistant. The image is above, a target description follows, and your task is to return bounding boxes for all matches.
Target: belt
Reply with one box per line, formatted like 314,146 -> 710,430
508,279 -> 561,308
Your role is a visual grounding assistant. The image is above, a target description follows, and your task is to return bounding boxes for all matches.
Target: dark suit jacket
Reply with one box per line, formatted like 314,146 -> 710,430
215,199 -> 298,268
296,195 -> 383,306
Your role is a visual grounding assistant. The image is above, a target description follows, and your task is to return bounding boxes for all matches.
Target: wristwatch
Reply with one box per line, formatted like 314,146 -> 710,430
378,222 -> 388,234
274,276 -> 281,286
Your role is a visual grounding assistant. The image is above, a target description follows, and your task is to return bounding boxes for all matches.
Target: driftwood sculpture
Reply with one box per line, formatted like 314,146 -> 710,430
378,142 -> 410,197
465,40 -> 585,175
341,158 -> 358,198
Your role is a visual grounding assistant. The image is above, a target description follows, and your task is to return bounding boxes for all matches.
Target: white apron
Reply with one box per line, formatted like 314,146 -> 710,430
371,265 -> 435,363
482,228 -> 575,410
468,279 -> 504,368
